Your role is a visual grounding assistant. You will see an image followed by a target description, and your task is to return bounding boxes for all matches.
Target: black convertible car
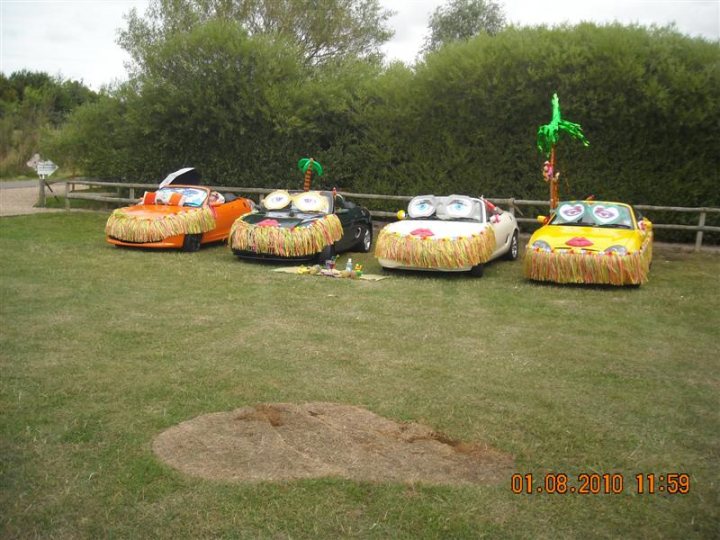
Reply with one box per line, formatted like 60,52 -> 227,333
229,189 -> 372,262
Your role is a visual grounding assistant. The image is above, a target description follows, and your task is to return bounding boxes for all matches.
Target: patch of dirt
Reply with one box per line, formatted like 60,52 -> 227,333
153,402 -> 513,485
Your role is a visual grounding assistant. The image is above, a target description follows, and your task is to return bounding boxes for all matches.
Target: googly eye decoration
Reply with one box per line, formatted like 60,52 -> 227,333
408,196 -> 436,218
264,190 -> 291,210
444,196 -> 475,219
592,204 -> 621,225
557,203 -> 585,223
293,191 -> 329,213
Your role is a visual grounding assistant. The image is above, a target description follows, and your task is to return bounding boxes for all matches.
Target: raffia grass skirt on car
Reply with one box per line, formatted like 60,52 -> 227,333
374,228 -> 496,269
523,237 -> 652,286
105,207 -> 216,242
229,214 -> 343,257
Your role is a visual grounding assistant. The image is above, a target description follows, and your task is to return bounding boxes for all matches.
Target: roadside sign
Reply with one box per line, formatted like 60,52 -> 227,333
26,153 -> 41,169
37,160 -> 58,178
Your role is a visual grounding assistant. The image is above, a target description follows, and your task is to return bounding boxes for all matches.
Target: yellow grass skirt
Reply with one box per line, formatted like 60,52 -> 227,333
523,236 -> 652,286
229,214 -> 343,257
105,207 -> 216,243
375,228 -> 496,269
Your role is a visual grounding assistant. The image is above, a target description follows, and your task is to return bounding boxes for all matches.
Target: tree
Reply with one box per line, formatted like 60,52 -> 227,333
119,0 -> 394,72
298,157 -> 323,191
536,93 -> 589,209
423,0 -> 505,53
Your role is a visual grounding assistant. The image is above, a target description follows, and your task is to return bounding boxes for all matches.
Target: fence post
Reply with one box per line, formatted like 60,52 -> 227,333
37,178 -> 46,207
695,211 -> 706,252
129,187 -> 135,201
64,181 -> 70,210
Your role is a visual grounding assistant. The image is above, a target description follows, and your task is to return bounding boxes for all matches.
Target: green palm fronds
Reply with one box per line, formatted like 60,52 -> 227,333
537,94 -> 589,157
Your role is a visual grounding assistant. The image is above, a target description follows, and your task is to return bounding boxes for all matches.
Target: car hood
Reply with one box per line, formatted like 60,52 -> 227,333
117,205 -> 199,218
381,219 -> 487,239
242,211 -> 324,228
529,225 -> 641,251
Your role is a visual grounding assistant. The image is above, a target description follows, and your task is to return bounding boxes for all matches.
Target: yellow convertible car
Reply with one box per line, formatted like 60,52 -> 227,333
524,200 -> 653,286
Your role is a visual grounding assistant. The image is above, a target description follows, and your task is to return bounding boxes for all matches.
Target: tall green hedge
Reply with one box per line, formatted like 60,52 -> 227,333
46,23 -> 719,210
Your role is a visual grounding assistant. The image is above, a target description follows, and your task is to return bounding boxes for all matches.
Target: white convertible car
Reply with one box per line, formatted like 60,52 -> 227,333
374,195 -> 519,277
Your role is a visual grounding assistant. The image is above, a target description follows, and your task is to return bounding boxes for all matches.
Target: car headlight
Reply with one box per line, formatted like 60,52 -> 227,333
604,245 -> 627,255
531,240 -> 552,252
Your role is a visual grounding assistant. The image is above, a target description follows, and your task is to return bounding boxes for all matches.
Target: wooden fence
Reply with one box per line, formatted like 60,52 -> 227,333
40,178 -> 720,251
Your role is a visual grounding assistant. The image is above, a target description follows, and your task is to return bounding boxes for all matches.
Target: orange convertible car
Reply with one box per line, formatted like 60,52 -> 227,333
105,168 -> 254,251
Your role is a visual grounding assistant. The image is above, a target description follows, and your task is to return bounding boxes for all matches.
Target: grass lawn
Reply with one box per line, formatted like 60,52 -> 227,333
1,212 -> 719,538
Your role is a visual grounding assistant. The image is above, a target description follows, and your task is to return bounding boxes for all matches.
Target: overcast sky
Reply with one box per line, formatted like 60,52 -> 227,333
1,0 -> 718,90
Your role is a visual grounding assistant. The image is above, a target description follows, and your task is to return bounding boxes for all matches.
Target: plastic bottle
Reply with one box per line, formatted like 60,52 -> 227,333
345,257 -> 353,271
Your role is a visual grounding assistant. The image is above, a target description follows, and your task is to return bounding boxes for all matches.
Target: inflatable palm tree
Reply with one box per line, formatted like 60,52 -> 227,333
536,94 -> 589,209
298,158 -> 324,191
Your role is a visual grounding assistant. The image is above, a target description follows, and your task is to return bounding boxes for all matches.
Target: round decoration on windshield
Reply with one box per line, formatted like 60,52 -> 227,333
264,190 -> 291,210
557,203 -> 584,223
592,204 -> 621,225
444,196 -> 475,218
408,196 -> 436,218
293,191 -> 329,213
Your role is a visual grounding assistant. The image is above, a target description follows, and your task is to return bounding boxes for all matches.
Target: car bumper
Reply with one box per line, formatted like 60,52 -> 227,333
106,234 -> 184,249
377,258 -> 471,272
523,242 -> 652,286
232,249 -> 318,263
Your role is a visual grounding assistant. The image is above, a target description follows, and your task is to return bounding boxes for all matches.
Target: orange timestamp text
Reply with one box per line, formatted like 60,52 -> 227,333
510,473 -> 690,495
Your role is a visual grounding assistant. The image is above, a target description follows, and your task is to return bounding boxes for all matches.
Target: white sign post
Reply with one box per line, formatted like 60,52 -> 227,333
37,160 -> 59,179
29,157 -> 59,207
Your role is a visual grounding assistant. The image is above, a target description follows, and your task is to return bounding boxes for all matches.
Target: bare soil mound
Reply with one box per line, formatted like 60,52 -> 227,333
153,402 -> 513,485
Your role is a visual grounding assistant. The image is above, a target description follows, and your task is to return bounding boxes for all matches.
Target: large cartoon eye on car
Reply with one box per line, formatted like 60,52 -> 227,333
556,203 -> 585,223
293,191 -> 329,213
264,190 -> 291,210
408,196 -> 436,218
443,196 -> 475,219
591,204 -> 632,227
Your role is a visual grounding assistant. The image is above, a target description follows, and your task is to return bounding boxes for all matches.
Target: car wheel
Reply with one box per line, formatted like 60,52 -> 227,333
504,231 -> 519,260
469,264 -> 485,277
356,225 -> 372,252
182,233 -> 202,252
317,243 -> 335,264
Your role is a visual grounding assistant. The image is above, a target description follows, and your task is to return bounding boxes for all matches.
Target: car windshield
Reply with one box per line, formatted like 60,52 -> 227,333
262,190 -> 332,214
156,187 -> 207,207
551,201 -> 634,229
407,195 -> 484,222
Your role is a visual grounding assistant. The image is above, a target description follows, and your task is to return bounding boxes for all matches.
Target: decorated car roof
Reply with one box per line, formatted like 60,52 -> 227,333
552,200 -> 635,228
407,195 -> 488,221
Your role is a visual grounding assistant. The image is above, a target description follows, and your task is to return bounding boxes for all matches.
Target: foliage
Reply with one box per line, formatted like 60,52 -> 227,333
49,23 -> 720,210
0,71 -> 97,177
361,24 -> 720,208
119,0 -> 394,71
423,0 -> 506,53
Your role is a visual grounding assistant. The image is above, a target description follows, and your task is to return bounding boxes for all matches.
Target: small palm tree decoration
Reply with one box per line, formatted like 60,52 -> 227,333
536,94 -> 589,209
298,158 -> 324,191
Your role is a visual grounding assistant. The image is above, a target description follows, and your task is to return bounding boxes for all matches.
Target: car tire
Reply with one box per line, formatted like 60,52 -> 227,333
469,264 -> 485,277
317,243 -> 335,264
504,231 -> 519,260
356,225 -> 373,252
182,233 -> 202,252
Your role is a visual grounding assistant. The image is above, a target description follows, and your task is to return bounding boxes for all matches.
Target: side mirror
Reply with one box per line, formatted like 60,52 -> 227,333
537,215 -> 547,224
397,210 -> 406,221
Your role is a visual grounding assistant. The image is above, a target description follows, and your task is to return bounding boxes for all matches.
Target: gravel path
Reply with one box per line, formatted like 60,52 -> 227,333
0,181 -> 65,217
